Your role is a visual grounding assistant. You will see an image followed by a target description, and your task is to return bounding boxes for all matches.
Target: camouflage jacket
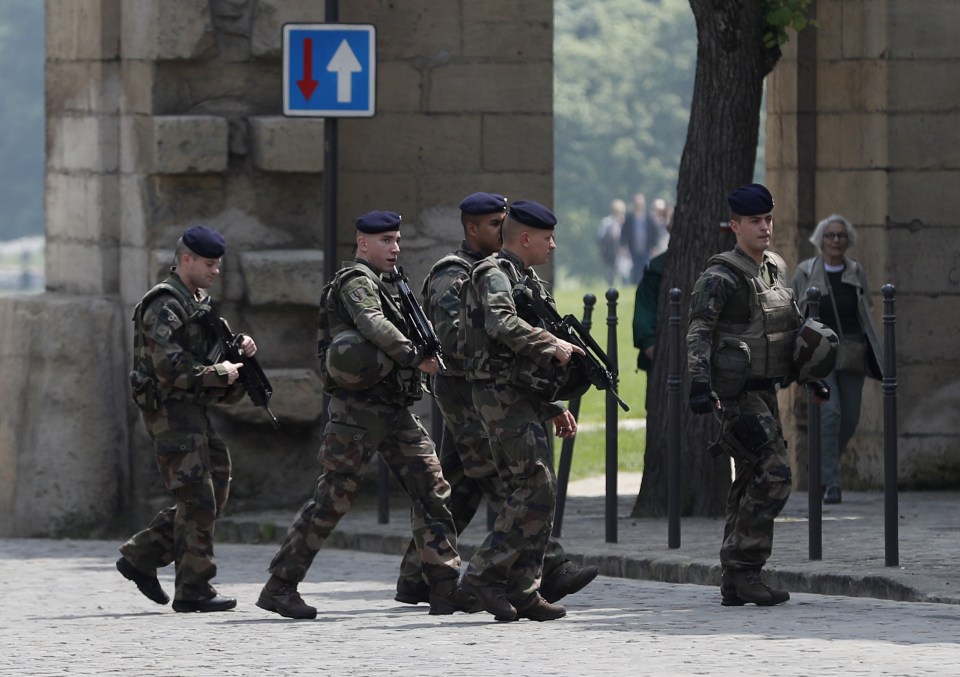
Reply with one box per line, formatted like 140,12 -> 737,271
319,258 -> 424,402
458,248 -> 566,416
131,270 -> 241,409
687,247 -> 800,392
420,241 -> 484,376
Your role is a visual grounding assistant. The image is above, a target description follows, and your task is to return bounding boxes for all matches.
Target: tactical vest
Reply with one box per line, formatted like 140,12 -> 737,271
709,250 -> 798,382
130,275 -> 214,412
421,252 -> 472,374
317,261 -> 422,404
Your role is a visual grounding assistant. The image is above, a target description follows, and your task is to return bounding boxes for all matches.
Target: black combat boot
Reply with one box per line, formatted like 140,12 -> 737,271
539,561 -> 599,603
720,569 -> 745,607
516,594 -> 567,621
256,575 -> 317,619
116,557 -> 170,605
460,580 -> 518,622
726,569 -> 790,606
394,577 -> 430,605
427,580 -> 482,615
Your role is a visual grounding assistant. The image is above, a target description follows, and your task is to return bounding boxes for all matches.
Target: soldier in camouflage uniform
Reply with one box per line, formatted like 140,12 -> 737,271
394,193 -> 598,608
458,200 -> 586,623
118,225 -> 254,613
256,210 -> 478,620
687,184 -> 829,607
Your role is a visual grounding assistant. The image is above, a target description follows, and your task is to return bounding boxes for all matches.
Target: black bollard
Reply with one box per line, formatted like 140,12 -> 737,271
882,284 -> 899,567
806,287 -> 823,561
667,288 -> 682,549
605,288 -> 620,544
553,294 -> 596,538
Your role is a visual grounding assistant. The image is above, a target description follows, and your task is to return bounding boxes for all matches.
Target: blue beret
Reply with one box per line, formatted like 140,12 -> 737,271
182,225 -> 226,258
508,200 -> 557,230
727,183 -> 774,216
459,192 -> 508,215
356,210 -> 402,234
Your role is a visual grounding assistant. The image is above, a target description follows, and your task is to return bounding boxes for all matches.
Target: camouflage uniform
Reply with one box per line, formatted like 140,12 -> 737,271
396,243 -> 569,594
267,259 -> 462,588
687,247 -> 800,572
121,271 -> 244,602
458,248 -> 568,608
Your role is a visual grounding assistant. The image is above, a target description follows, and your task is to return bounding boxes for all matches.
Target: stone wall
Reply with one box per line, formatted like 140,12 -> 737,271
0,0 -> 553,536
767,0 -> 960,489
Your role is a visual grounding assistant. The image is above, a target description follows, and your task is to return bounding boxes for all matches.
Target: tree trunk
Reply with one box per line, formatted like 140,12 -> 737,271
632,0 -> 781,517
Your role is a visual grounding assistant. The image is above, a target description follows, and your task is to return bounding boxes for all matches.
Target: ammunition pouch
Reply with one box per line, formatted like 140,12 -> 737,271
129,370 -> 161,414
714,413 -> 774,464
512,357 -> 592,403
711,337 -> 751,399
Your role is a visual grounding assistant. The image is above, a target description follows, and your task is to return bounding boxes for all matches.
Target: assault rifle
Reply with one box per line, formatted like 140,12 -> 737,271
392,266 -> 447,372
513,276 -> 630,412
201,309 -> 279,429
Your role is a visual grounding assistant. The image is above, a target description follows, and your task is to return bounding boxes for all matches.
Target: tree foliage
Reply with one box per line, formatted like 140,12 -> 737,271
554,0 -> 696,283
0,0 -> 44,240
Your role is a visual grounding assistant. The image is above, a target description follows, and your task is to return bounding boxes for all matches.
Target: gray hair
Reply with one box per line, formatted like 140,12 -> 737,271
809,213 -> 858,251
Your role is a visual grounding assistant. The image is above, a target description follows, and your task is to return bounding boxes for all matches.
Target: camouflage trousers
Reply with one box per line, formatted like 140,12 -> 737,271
462,382 -> 557,608
268,393 -> 461,586
397,375 -> 567,592
120,400 -> 231,601
718,387 -> 792,571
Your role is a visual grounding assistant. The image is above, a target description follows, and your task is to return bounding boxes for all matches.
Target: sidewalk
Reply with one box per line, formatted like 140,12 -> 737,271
217,478 -> 960,606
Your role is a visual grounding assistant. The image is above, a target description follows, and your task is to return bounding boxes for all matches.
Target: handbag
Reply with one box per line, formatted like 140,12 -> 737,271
825,269 -> 867,375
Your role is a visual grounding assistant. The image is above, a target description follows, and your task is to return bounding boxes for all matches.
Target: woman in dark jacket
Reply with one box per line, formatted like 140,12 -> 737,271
791,214 -> 882,505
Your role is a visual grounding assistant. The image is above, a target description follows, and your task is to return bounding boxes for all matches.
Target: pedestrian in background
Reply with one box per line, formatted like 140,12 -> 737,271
256,211 -> 477,620
458,200 -> 584,622
118,225 -> 255,613
791,214 -> 882,505
596,198 -> 630,285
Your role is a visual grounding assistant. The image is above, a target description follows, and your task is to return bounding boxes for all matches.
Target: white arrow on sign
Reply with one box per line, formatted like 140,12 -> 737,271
327,39 -> 362,103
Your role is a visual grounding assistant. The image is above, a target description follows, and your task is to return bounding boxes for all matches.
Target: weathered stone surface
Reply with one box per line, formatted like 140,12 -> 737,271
817,60 -> 888,113
46,173 -> 120,243
888,62 -> 960,114
238,249 -> 325,306
888,170 -> 960,228
218,368 -> 325,425
150,116 -> 229,174
48,115 -> 119,173
45,240 -> 120,296
340,114 -> 481,172
889,114 -> 960,170
0,293 -> 128,537
429,63 -> 553,113
46,61 -> 121,115
483,115 -> 552,171
249,117 -> 325,173
463,15 -> 552,60
250,0 -> 328,58
46,0 -> 120,61
342,0 -> 461,60
816,113 -> 888,170
888,0 -> 960,60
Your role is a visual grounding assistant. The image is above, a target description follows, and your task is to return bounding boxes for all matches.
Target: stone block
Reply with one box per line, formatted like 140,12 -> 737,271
464,16 -> 552,60
339,171 -> 418,244
419,171 -> 552,215
377,61 -> 424,113
45,240 -> 120,296
815,170 -> 889,227
249,117 -> 326,173
218,368 -> 325,425
46,173 -> 121,243
342,0 -> 461,60
766,59 -> 797,115
815,0 -> 843,61
156,0 -> 217,61
152,62 -> 279,116
46,61 -> 121,115
482,115 -> 552,172
119,244 -> 152,307
238,249 -> 325,306
817,60 -> 888,113
119,175 -> 147,248
46,0 -> 120,61
429,63 -> 552,114
888,170 -> 960,228
150,116 -> 229,174
838,113 -> 888,169
888,62 -> 960,114
889,0 -> 960,60
340,115 -> 481,173
841,0 -> 888,60
890,113 -> 960,170
464,0 -> 553,24
47,115 -> 119,173
121,60 -> 155,115
892,293 -> 960,366
251,0 -> 328,58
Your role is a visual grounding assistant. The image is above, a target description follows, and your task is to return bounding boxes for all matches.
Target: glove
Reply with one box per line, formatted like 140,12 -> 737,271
805,379 -> 830,401
689,381 -> 719,415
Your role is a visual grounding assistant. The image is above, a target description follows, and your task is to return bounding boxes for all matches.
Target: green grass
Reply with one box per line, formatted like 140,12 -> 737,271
551,284 -> 647,480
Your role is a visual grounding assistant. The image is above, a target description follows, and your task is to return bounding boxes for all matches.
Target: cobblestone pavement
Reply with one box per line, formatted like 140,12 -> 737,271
3,538 -> 960,676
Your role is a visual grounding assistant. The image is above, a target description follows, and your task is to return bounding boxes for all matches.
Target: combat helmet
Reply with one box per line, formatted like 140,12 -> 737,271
325,329 -> 395,391
793,318 -> 839,383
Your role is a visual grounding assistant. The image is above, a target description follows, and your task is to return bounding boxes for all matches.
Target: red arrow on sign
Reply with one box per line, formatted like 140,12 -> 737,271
297,38 -> 318,100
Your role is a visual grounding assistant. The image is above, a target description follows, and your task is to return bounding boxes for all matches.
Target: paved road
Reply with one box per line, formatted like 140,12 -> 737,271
3,538 -> 959,676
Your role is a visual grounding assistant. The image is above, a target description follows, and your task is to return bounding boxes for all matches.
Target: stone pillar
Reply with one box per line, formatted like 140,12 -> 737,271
768,0 -> 960,489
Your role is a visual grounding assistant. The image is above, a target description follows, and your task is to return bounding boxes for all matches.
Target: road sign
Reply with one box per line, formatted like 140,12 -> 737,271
283,23 -> 376,117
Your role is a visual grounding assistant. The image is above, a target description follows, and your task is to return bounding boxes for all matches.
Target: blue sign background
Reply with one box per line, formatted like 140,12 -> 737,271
283,24 -> 376,117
